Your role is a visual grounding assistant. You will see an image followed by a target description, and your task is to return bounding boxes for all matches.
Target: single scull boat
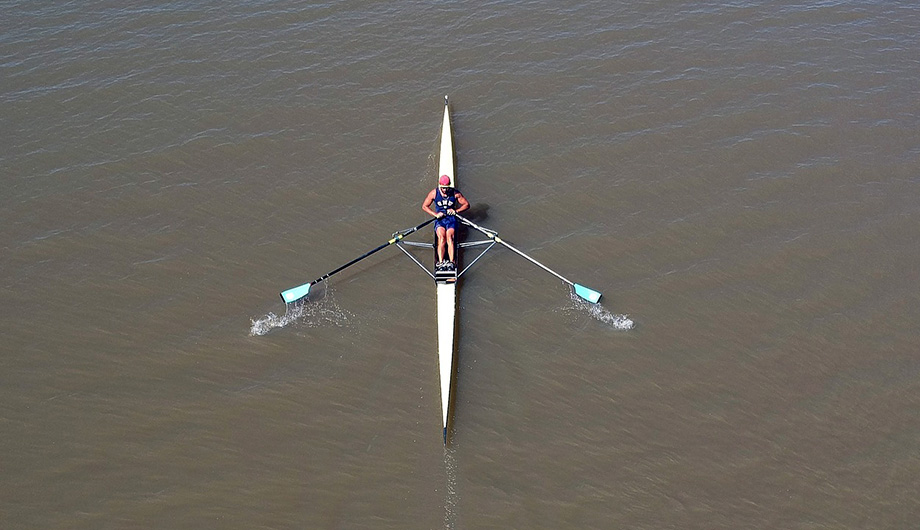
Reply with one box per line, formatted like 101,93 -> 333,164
435,96 -> 458,443
278,97 -> 606,445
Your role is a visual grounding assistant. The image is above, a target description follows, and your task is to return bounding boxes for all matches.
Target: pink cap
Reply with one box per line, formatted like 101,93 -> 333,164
438,174 -> 451,186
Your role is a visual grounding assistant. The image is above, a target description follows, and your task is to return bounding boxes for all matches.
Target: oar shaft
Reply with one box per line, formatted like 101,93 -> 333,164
314,217 -> 436,285
312,238 -> 392,285
456,214 -> 575,287
281,217 -> 436,302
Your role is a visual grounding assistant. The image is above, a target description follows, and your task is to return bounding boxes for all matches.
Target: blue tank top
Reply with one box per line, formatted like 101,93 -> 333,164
434,187 -> 458,213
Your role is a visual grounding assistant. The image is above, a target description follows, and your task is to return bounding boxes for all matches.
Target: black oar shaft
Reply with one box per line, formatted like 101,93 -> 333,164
280,217 -> 436,303
311,240 -> 392,285
313,217 -> 436,285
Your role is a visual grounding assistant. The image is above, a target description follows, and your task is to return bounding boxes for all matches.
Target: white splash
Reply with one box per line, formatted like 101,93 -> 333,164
444,446 -> 459,529
568,290 -> 635,330
249,284 -> 352,336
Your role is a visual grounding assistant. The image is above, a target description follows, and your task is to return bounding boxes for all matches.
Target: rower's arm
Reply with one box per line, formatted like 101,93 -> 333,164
422,190 -> 440,217
454,192 -> 470,213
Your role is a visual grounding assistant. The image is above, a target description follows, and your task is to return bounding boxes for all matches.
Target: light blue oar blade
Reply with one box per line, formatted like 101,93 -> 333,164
280,282 -> 312,303
574,283 -> 602,304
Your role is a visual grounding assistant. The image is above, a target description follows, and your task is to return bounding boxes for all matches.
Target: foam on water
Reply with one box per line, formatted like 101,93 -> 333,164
443,446 -> 459,529
249,284 -> 352,336
567,290 -> 635,331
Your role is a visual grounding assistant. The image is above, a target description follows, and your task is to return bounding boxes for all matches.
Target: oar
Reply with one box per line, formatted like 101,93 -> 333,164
456,214 -> 603,303
280,217 -> 437,303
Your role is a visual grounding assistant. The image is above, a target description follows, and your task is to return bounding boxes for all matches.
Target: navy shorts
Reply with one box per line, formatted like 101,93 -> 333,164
434,215 -> 458,232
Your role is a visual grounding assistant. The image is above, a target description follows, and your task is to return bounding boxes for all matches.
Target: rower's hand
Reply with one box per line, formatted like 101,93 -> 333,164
446,209 -> 455,216
436,212 -> 445,219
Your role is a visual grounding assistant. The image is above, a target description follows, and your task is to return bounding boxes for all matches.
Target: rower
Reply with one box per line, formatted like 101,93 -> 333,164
422,174 -> 470,271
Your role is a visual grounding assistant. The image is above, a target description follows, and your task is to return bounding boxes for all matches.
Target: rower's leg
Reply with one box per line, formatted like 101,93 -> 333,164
436,226 -> 447,262
445,228 -> 455,263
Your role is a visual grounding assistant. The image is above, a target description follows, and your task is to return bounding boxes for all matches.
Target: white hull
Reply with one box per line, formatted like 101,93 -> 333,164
437,97 -> 457,443
437,282 -> 456,440
439,98 -> 454,187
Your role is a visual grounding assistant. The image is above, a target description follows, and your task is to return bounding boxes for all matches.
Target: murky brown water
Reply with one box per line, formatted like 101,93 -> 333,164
3,1 -> 919,528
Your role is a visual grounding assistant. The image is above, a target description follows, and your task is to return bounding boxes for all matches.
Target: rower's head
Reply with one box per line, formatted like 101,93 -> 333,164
438,174 -> 451,187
